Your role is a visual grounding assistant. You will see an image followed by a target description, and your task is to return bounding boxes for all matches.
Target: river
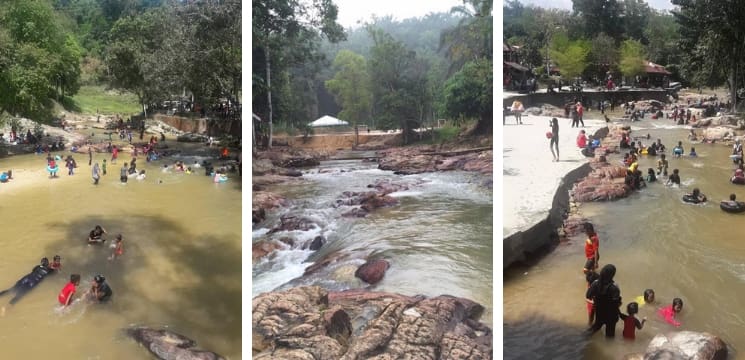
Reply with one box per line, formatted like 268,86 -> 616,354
252,154 -> 494,326
0,150 -> 241,358
504,124 -> 745,359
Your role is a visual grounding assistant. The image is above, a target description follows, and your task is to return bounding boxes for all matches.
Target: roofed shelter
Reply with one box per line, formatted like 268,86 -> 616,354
309,115 -> 349,127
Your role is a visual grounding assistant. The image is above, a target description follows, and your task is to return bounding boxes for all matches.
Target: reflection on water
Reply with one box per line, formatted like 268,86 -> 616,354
0,151 -> 241,358
504,128 -> 745,359
253,157 -> 493,325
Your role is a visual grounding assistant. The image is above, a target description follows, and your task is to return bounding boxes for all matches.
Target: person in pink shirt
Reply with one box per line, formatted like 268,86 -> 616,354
659,297 -> 683,327
577,130 -> 588,149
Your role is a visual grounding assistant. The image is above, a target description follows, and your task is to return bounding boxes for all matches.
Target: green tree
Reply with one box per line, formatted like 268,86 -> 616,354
440,0 -> 492,74
619,39 -> 646,83
644,10 -> 680,66
0,0 -> 82,121
325,50 -> 372,146
672,0 -> 744,109
368,29 -> 429,144
550,34 -> 590,79
622,0 -> 651,42
443,58 -> 492,134
572,0 -> 624,41
252,0 -> 345,149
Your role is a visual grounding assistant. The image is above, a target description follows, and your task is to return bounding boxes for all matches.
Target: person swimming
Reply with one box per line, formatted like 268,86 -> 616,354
88,225 -> 107,244
689,147 -> 697,157
673,141 -> 684,157
684,187 -> 707,203
657,154 -> 669,176
0,258 -> 54,308
634,289 -> 655,307
667,168 -> 680,186
646,168 -> 657,183
659,298 -> 684,327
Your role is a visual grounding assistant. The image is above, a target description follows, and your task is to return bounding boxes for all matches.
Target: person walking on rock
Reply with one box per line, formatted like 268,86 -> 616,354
550,118 -> 560,162
585,264 -> 622,337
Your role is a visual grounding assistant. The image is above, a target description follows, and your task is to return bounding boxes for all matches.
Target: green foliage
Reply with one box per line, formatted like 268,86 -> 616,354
443,58 -> 492,133
0,0 -> 82,121
440,0 -> 493,73
325,50 -> 372,127
644,10 -> 680,65
550,36 -> 590,78
619,39 -> 646,78
572,0 -> 624,41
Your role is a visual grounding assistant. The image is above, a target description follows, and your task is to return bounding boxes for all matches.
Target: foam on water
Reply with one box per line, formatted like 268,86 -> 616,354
252,228 -> 270,238
252,249 -> 313,296
388,190 -> 423,198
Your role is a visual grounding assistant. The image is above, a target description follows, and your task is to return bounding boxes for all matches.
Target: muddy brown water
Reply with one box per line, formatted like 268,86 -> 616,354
505,125 -> 745,359
0,150 -> 241,358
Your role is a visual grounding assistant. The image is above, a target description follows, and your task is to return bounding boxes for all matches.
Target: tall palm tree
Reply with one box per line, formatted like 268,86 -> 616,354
439,0 -> 493,74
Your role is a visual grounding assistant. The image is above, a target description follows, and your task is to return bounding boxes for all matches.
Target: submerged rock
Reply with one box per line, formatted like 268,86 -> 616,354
125,326 -> 225,360
252,240 -> 283,261
354,259 -> 390,285
252,286 -> 492,360
624,331 -> 727,360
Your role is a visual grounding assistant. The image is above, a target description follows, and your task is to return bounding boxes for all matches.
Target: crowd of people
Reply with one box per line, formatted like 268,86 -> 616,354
582,224 -> 685,339
0,223 -> 125,315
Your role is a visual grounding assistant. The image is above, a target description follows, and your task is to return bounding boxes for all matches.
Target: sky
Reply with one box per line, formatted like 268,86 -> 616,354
516,0 -> 675,11
332,0 -> 464,28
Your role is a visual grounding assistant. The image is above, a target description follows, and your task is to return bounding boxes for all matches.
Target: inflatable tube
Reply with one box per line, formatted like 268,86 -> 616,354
732,176 -> 745,185
0,173 -> 7,183
682,194 -> 707,204
640,148 -> 648,155
54,155 -> 61,161
673,148 -> 684,155
46,165 -> 59,173
730,154 -> 742,160
721,201 -> 745,213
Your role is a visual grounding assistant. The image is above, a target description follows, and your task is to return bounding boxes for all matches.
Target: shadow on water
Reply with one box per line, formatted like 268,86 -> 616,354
504,315 -> 591,360
44,214 -> 241,353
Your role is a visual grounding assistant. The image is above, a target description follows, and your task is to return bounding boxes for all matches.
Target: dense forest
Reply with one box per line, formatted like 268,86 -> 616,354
504,0 -> 745,109
252,0 -> 494,148
0,0 -> 241,122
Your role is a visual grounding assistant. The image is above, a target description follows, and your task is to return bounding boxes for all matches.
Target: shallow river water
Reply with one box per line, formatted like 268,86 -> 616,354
0,150 -> 241,358
252,156 -> 494,325
505,124 -> 745,359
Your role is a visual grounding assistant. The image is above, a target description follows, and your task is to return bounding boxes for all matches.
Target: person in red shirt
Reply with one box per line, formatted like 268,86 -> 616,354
576,130 -> 588,149
620,302 -> 646,339
111,145 -> 119,164
584,223 -> 600,266
58,274 -> 80,307
576,102 -> 585,127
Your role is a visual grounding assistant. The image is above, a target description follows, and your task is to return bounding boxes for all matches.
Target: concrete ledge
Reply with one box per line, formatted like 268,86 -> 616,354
503,162 -> 592,268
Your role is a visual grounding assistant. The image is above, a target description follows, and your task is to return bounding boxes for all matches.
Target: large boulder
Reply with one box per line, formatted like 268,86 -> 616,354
640,331 -> 727,360
571,163 -> 631,202
252,286 -> 492,360
252,240 -> 283,261
252,191 -> 287,223
703,126 -> 736,141
354,259 -> 390,285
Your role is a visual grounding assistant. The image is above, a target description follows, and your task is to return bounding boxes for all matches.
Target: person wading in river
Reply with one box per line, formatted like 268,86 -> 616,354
585,264 -> 622,337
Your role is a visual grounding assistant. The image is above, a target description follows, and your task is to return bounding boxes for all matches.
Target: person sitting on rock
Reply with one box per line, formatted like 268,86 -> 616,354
576,130 -> 588,149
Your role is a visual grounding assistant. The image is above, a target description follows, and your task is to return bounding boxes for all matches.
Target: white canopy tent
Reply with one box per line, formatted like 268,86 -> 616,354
309,115 -> 349,127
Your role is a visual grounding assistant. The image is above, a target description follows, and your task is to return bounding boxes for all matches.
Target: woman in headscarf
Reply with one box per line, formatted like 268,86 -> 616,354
585,264 -> 622,337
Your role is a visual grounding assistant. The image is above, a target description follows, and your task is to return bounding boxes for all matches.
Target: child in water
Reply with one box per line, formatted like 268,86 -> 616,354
646,168 -> 657,183
584,259 -> 600,326
49,255 -> 62,272
657,154 -> 669,176
659,298 -> 684,327
58,274 -> 81,307
619,302 -> 646,339
673,141 -> 684,158
108,234 -> 124,261
102,159 -> 107,175
667,168 -> 681,186
634,289 -> 656,308
689,147 -> 697,157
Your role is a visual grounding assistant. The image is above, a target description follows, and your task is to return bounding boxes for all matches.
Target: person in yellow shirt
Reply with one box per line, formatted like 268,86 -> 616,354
634,288 -> 656,307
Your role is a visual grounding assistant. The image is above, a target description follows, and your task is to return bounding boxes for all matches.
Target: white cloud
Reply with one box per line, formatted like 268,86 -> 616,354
333,0 -> 464,28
